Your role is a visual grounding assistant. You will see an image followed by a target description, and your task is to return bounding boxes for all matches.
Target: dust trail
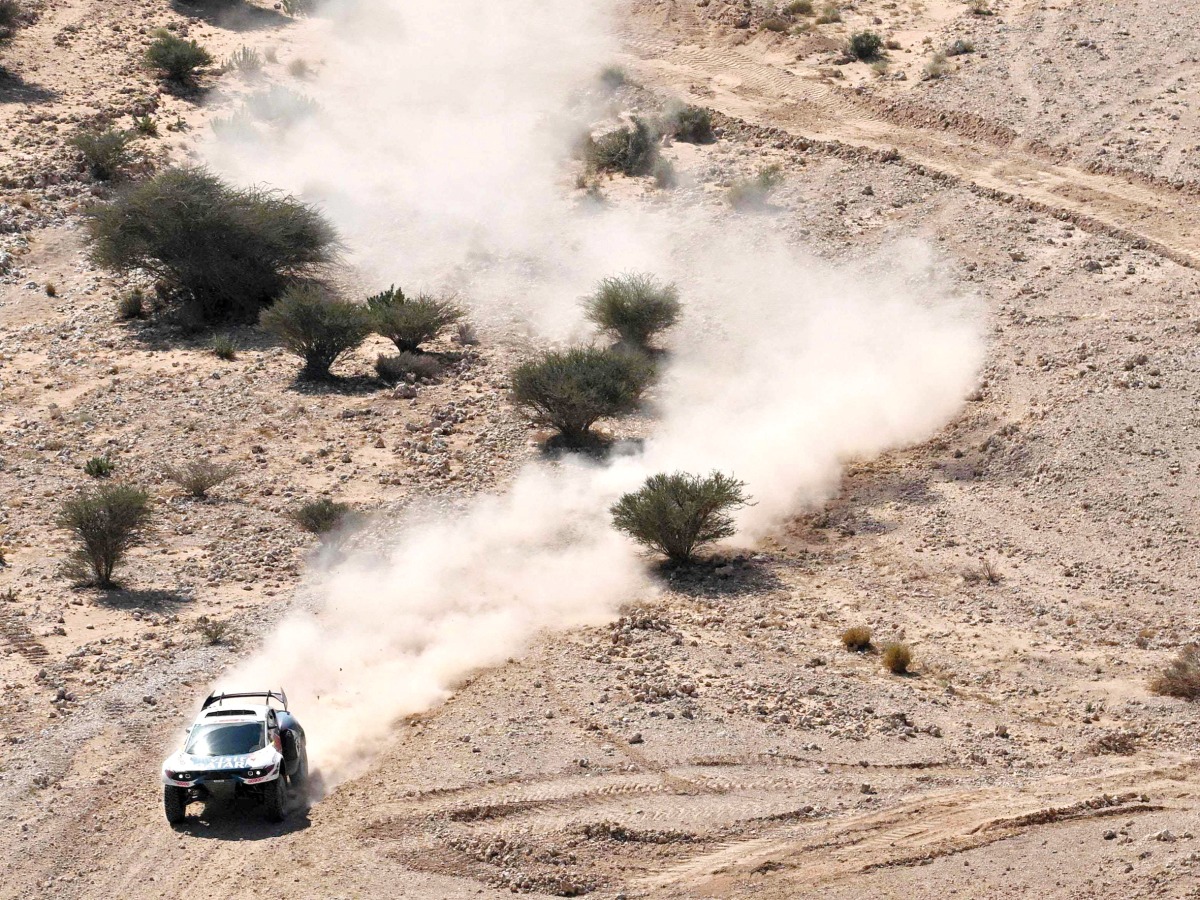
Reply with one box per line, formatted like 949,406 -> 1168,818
211,0 -> 984,784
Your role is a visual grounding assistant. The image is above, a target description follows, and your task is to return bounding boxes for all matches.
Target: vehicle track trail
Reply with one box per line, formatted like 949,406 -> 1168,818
619,5 -> 1200,269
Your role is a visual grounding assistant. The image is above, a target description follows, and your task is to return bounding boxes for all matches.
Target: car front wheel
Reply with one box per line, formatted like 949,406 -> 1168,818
264,774 -> 287,823
164,785 -> 187,826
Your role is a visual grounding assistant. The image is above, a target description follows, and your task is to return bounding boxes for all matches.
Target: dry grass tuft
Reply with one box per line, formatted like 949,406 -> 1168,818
1150,645 -> 1200,699
881,642 -> 912,674
840,626 -> 872,652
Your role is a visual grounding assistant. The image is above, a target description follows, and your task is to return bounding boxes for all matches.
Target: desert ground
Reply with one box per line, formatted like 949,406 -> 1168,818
2,0 -> 1200,897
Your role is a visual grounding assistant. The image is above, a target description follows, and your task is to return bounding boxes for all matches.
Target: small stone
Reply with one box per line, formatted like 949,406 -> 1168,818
628,732 -> 643,745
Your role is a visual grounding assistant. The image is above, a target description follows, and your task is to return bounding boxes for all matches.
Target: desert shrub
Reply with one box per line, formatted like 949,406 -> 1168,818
367,286 -> 463,352
454,320 -> 479,346
58,484 -> 153,588
194,616 -> 234,646
945,38 -> 974,57
86,166 -> 338,322
761,17 -> 789,32
611,471 -> 749,564
226,45 -> 263,76
45,282 -> 56,297
841,626 -> 872,651
144,29 -> 213,83
69,128 -> 133,181
882,642 -> 912,674
286,57 -> 311,78
84,455 -> 115,478
511,346 -> 653,445
815,4 -> 841,24
923,51 -> 949,80
660,101 -> 713,144
584,272 -> 681,350
376,351 -> 442,383
727,164 -> 784,210
587,118 -> 659,177
290,498 -> 350,534
0,0 -> 24,40
210,333 -> 236,360
1150,646 -> 1200,699
653,158 -> 676,189
962,556 -> 1002,584
243,85 -> 320,125
164,460 -> 238,499
785,0 -> 813,13
968,0 -> 993,15
848,31 -> 884,61
599,65 -> 627,90
133,115 -> 158,137
259,284 -> 372,380
117,288 -> 145,320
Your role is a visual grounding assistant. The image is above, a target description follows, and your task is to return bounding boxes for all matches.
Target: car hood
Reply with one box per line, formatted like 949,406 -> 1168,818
163,745 -> 281,772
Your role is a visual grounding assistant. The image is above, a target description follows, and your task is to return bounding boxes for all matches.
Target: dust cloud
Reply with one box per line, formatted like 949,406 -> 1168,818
211,0 -> 984,785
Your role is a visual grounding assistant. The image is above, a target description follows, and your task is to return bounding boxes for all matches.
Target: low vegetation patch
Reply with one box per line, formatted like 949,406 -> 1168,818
376,351 -> 442,383
116,288 -> 145,320
69,128 -> 133,181
611,471 -> 750,564
367,285 -> 463,353
1150,645 -> 1200,699
290,498 -> 351,534
58,484 -> 154,588
882,642 -> 913,674
259,284 -> 372,380
659,101 -> 714,144
584,272 -> 681,351
727,164 -> 784,210
841,626 -> 872,652
210,333 -> 237,360
144,29 -> 213,83
164,460 -> 238,499
87,166 -> 338,322
848,31 -> 884,61
511,347 -> 653,446
587,118 -> 659,177
83,455 -> 115,479
194,616 -> 234,646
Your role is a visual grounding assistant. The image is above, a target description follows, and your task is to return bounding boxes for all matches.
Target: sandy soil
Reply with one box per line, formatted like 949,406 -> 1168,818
2,0 -> 1200,898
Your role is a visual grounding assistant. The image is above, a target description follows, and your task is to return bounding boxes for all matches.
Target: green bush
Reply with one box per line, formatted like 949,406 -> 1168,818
259,284 -> 371,380
727,164 -> 785,210
86,166 -> 338,322
70,128 -> 133,181
815,4 -> 842,24
587,118 -> 659,177
661,102 -> 713,144
290,498 -> 350,534
84,455 -> 115,478
226,46 -> 263,76
367,285 -> 463,353
164,460 -> 238,499
761,17 -> 789,32
584,273 -> 681,351
652,158 -> 676,190
375,351 -> 442,383
210,333 -> 236,360
599,65 -> 627,90
133,115 -> 158,137
848,31 -> 884,61
58,484 -> 153,588
144,29 -> 213,83
611,471 -> 749,564
511,347 -> 653,445
785,0 -> 813,13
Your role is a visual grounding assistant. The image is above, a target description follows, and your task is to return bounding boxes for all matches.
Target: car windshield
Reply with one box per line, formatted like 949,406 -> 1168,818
185,722 -> 265,756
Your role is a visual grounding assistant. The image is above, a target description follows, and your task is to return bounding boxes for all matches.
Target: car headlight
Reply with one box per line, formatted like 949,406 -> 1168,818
245,765 -> 275,778
166,771 -> 192,781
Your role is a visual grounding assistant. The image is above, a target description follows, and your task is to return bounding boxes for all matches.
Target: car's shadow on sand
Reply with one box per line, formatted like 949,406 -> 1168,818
174,794 -> 312,840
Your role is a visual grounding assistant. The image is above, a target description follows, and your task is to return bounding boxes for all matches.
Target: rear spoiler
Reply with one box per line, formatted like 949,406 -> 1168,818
202,689 -> 288,712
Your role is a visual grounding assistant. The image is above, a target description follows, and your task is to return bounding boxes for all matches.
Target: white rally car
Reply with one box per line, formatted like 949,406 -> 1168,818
161,689 -> 308,825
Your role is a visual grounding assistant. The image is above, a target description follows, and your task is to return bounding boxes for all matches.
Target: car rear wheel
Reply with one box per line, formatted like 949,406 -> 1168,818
163,786 -> 187,826
264,774 -> 287,823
